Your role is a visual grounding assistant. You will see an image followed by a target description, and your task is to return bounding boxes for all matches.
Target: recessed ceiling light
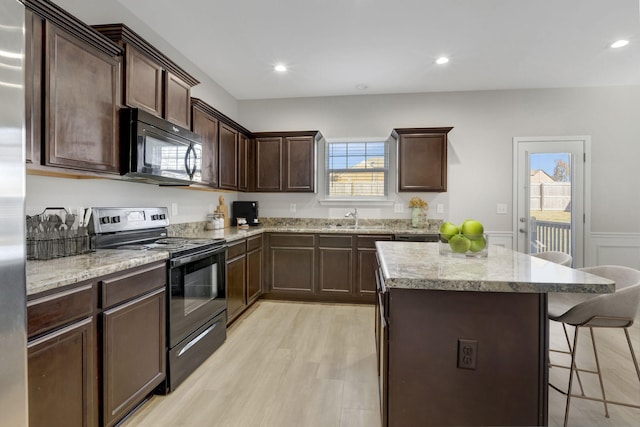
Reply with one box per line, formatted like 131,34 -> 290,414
436,57 -> 449,65
355,84 -> 368,90
610,40 -> 629,49
274,64 -> 287,72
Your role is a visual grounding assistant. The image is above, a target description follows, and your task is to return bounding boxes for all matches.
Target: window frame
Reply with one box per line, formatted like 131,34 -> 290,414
324,139 -> 390,201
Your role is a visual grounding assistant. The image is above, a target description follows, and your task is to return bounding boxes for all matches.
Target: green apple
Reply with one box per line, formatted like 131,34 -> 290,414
461,219 -> 484,239
449,234 -> 471,253
439,221 -> 460,242
469,236 -> 487,252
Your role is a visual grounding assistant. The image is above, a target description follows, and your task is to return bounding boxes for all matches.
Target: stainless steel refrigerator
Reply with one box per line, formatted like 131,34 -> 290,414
0,0 -> 28,425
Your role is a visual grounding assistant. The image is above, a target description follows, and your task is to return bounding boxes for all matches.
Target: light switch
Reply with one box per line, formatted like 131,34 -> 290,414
394,203 -> 404,213
497,203 -> 508,214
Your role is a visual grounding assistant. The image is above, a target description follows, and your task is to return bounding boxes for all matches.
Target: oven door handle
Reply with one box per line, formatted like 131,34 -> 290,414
170,248 -> 222,268
178,322 -> 218,357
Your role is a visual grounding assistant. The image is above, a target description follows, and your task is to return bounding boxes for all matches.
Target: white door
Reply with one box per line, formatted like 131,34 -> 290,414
513,136 -> 590,267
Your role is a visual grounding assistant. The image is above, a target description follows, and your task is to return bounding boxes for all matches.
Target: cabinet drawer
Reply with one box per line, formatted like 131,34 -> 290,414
269,233 -> 315,247
319,235 -> 353,248
227,239 -> 247,259
357,234 -> 393,249
27,283 -> 95,339
247,234 -> 263,252
101,262 -> 166,309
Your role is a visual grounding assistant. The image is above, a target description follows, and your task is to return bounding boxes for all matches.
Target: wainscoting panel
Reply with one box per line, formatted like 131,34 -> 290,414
487,231 -> 513,249
589,232 -> 640,269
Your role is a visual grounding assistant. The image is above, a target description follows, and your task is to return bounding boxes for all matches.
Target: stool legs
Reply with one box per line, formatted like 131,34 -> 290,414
589,327 -> 609,417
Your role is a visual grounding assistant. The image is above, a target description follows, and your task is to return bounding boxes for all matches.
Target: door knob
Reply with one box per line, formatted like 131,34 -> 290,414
519,228 -> 527,234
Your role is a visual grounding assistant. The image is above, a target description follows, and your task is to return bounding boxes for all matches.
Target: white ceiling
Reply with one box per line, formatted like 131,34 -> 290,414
66,0 -> 640,100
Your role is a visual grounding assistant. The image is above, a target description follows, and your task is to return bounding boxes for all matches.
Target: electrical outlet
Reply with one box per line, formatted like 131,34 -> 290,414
436,203 -> 444,214
457,339 -> 478,370
394,203 -> 404,213
497,203 -> 508,214
171,203 -> 178,216
289,203 -> 297,213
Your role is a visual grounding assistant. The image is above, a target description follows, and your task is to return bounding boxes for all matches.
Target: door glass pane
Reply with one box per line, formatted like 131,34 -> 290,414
528,152 -> 573,258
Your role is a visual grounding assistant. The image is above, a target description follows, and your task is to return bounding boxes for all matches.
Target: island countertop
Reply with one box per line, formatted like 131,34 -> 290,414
376,241 -> 615,294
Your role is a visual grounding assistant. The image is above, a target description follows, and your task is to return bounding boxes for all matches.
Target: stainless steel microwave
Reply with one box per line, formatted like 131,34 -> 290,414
120,108 -> 203,185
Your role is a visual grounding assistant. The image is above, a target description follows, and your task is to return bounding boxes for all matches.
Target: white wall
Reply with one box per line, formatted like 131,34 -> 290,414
238,86 -> 640,236
26,175 -> 237,225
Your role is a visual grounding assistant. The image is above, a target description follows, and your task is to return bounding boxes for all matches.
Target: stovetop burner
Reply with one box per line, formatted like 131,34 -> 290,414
89,207 -> 227,258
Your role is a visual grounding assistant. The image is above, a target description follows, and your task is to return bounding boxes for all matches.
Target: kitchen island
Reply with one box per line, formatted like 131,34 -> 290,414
374,242 -> 614,427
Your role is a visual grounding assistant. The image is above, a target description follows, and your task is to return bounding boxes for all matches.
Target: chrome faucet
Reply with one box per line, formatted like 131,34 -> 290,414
345,208 -> 358,228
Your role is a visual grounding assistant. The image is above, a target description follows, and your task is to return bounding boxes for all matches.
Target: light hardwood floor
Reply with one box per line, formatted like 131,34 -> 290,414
122,301 -> 639,427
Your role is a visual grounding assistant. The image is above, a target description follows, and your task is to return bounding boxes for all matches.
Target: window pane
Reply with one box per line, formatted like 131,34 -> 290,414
326,140 -> 388,197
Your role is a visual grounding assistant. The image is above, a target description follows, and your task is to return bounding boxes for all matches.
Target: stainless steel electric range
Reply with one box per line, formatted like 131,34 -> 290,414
89,207 -> 227,393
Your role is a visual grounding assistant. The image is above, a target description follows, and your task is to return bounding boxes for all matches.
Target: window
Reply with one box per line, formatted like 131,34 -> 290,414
326,140 -> 388,198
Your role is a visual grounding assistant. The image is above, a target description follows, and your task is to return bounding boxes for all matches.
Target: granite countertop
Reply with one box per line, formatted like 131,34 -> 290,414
27,250 -> 169,296
376,241 -> 615,294
26,220 -> 438,297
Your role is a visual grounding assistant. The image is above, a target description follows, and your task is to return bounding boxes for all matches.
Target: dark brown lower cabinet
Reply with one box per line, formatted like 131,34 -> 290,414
267,234 -> 316,295
27,262 -> 167,427
264,233 -> 391,303
246,235 -> 263,305
28,316 -> 97,427
318,235 -> 353,295
226,235 -> 264,324
226,240 -> 247,323
357,235 -> 392,299
102,288 -> 165,427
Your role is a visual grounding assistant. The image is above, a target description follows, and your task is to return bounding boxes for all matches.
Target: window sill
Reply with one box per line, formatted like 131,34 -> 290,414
318,199 -> 395,207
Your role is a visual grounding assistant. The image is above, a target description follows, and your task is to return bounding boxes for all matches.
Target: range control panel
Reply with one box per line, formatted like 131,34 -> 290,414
89,207 -> 170,234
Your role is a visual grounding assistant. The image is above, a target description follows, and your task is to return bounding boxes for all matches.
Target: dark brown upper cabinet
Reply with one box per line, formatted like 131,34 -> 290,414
24,0 -> 122,174
253,131 -> 321,192
393,127 -> 453,192
190,98 -> 251,191
93,24 -> 199,129
238,132 -> 252,191
219,123 -> 239,190
191,99 -> 219,187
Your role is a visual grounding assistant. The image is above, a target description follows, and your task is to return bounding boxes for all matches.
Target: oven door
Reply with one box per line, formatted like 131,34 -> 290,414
169,247 -> 226,348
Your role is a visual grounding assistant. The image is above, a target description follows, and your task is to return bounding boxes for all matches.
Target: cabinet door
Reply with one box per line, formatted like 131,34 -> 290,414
238,133 -> 250,191
357,235 -> 393,299
192,106 -> 219,187
246,247 -> 263,304
44,22 -> 120,173
102,288 -> 166,427
268,234 -> 316,293
255,137 -> 283,191
28,317 -> 97,427
226,253 -> 247,323
398,131 -> 448,192
219,123 -> 239,190
165,71 -> 191,128
25,9 -> 42,165
284,136 -> 315,192
124,45 -> 163,118
318,235 -> 353,295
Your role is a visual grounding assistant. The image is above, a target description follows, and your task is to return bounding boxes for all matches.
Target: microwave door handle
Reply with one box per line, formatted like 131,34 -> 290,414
189,145 -> 198,177
184,144 -> 195,179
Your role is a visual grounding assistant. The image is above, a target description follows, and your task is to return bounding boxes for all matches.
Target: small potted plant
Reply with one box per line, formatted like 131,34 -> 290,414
408,197 -> 428,228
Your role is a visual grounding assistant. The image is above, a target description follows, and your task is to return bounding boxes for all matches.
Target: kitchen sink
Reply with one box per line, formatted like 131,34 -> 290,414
326,225 -> 387,230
